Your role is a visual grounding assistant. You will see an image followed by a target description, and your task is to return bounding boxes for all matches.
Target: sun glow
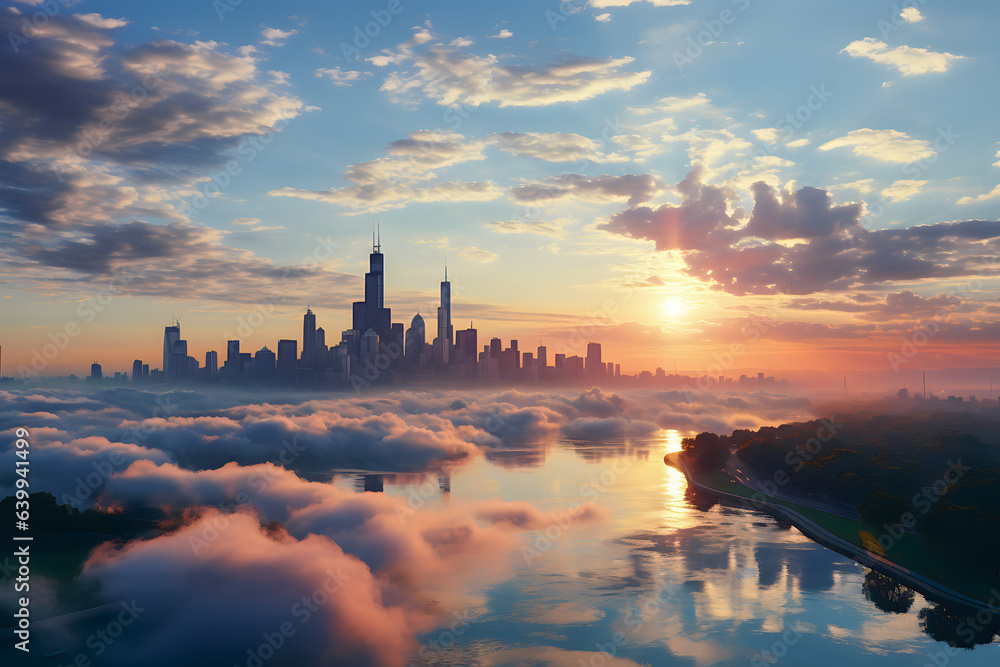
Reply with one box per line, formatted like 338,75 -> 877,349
661,296 -> 689,320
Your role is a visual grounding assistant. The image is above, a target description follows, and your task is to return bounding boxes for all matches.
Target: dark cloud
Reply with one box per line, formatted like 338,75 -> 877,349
599,171 -> 1000,295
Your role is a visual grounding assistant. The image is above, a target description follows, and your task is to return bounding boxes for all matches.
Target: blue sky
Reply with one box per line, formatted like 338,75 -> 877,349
1,0 -> 998,374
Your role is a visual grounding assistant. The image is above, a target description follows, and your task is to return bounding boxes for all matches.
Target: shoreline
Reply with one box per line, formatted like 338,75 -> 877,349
664,451 -> 996,611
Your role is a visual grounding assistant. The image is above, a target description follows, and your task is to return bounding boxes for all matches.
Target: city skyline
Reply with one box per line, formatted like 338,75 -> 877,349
0,1 -> 998,377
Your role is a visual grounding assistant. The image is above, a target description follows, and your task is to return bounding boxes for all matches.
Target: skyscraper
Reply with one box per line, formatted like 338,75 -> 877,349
302,308 -> 316,362
352,233 -> 392,342
277,339 -> 297,384
205,351 -> 219,382
586,342 -> 602,379
436,267 -> 453,366
163,325 -> 180,377
405,313 -> 426,371
132,359 -> 143,383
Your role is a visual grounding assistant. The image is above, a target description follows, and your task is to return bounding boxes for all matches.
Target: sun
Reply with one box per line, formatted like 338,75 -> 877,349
661,296 -> 689,320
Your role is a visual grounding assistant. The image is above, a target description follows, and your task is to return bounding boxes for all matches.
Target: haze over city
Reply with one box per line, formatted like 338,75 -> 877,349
1,1 -> 999,666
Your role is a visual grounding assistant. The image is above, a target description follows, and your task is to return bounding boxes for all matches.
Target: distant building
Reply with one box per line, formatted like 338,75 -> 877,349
90,362 -> 102,380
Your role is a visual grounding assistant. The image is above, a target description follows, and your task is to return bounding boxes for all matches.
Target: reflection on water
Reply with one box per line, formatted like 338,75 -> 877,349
401,430 -> 1000,666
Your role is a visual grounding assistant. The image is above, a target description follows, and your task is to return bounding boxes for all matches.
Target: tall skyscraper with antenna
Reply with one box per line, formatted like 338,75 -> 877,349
352,227 -> 392,340
436,266 -> 453,366
302,307 -> 316,362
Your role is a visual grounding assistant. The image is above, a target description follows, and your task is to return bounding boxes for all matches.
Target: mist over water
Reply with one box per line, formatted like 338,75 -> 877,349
1,385 -> 998,665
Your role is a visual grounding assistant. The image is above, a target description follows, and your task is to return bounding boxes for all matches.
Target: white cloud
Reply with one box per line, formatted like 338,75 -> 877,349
900,7 -> 924,23
752,128 -> 781,144
786,138 -> 810,148
590,0 -> 690,7
818,129 -> 934,163
376,31 -> 650,108
993,146 -> 1000,168
270,180 -> 504,213
880,179 -> 928,203
957,184 -> 1000,206
490,29 -> 513,39
260,26 -> 298,46
485,219 -> 571,238
230,217 -> 262,226
74,13 -> 128,29
594,13 -> 612,22
826,178 -> 877,195
841,38 -> 965,76
492,132 -> 627,163
315,66 -> 373,86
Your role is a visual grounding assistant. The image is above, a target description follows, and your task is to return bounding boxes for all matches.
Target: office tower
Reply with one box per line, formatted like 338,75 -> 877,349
254,346 -> 276,378
132,360 -> 143,383
615,364 -> 620,378
490,337 -> 502,361
390,322 -> 404,370
405,313 -> 425,370
436,267 -> 453,366
90,362 -> 102,379
315,326 -> 327,364
510,339 -> 519,371
223,340 -> 241,379
277,339 -> 297,384
171,338 -> 188,381
205,351 -> 218,382
757,372 -> 765,384
142,364 -> 149,379
455,325 -> 477,369
564,355 -> 583,381
163,325 -> 180,378
302,308 -> 316,362
536,345 -> 547,369
352,233 -> 392,343
555,354 -> 565,376
586,342 -> 602,378
186,356 -> 198,380
227,340 -> 240,366
240,352 -> 252,373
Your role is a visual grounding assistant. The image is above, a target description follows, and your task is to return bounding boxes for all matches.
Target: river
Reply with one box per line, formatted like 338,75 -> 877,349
340,430 -> 1000,666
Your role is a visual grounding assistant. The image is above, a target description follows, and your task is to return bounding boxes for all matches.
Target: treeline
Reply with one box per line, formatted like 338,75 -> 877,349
720,412 -> 1000,577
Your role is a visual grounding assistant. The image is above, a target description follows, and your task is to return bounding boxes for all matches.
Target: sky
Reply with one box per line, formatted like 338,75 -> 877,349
0,0 -> 998,377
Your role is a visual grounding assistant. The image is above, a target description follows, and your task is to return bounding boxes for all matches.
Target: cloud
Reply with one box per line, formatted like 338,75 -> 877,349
900,7 -> 925,23
590,0 -> 690,6
492,131 -> 627,163
0,13 -> 321,300
490,29 -> 513,39
841,38 -> 965,76
957,184 -> 1000,206
231,217 -> 262,226
270,180 -> 503,213
376,30 -> 650,108
74,13 -> 128,29
598,170 -> 1000,295
510,173 -> 666,207
485,219 -> 570,238
595,13 -> 612,22
260,26 -> 298,46
315,66 -> 373,86
818,129 -> 934,163
880,179 -> 928,203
